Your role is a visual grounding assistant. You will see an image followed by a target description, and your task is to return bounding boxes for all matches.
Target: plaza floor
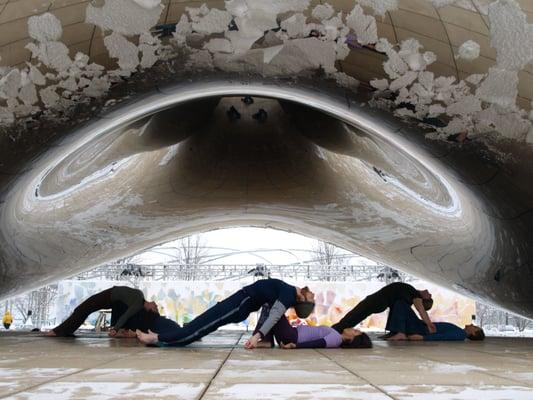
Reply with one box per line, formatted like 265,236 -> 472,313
0,330 -> 532,399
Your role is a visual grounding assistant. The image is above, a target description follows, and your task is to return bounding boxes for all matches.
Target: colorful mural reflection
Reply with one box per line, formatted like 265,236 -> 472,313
53,279 -> 475,330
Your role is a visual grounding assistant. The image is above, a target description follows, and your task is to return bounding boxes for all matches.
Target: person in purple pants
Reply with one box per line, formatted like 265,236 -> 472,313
254,306 -> 372,349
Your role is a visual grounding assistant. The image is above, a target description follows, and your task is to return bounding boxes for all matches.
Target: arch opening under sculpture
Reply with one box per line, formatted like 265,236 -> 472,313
0,78 -> 532,319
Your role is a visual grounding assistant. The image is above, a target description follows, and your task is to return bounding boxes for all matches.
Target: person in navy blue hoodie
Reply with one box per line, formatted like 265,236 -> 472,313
136,278 -> 316,348
384,300 -> 485,341
108,302 -> 181,338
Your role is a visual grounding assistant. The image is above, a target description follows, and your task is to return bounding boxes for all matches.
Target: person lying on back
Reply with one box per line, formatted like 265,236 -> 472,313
254,306 -> 372,349
385,300 -> 485,341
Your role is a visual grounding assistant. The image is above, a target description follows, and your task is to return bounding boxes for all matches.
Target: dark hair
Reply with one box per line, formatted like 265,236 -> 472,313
422,298 -> 433,311
294,301 -> 315,318
341,332 -> 372,349
468,327 -> 485,341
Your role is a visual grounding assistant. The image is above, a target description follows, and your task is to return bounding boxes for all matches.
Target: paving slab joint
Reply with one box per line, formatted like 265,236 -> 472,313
315,348 -> 400,400
197,331 -> 244,399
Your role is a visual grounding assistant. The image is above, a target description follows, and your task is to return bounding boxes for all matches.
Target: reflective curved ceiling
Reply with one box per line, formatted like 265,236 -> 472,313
1,78 -> 533,319
0,1 -> 533,318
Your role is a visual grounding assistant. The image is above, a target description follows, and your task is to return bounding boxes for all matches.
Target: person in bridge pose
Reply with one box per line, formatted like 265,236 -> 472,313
332,282 -> 435,335
136,278 -> 316,348
46,286 -> 158,337
253,306 -> 372,349
385,300 -> 485,341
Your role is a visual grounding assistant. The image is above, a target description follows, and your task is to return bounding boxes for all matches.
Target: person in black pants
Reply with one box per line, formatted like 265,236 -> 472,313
136,278 -> 315,348
332,282 -> 435,335
46,286 -> 158,337
384,300 -> 485,341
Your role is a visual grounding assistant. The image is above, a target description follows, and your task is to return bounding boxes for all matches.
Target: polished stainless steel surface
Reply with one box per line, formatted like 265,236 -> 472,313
0,77 -> 532,317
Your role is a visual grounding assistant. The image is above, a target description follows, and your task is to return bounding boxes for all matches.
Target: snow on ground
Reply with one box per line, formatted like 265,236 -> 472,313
383,385 -> 533,400
456,40 -> 480,61
0,368 -> 80,379
417,361 -> 487,374
11,381 -> 204,400
214,383 -> 387,400
483,328 -> 533,338
359,0 -> 399,17
429,0 -> 477,10
0,0 -> 532,144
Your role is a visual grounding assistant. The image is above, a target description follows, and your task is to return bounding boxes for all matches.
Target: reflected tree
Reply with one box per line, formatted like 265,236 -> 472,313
313,240 -> 346,281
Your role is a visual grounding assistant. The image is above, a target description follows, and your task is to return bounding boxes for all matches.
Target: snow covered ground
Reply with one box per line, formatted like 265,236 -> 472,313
1,330 -> 533,399
1,0 -> 532,143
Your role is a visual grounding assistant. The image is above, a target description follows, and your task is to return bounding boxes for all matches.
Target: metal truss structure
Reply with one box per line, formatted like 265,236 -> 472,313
74,262 -> 409,283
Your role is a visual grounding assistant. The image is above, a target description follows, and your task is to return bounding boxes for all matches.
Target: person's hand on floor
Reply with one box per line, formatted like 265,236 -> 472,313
136,329 -> 158,345
244,332 -> 261,349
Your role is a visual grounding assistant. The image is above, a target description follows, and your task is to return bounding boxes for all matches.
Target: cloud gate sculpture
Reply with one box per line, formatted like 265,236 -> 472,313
0,0 -> 532,319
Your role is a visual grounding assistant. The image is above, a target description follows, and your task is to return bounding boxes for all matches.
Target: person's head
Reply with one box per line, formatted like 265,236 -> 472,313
340,328 -> 372,348
294,286 -> 315,318
465,324 -> 485,341
418,289 -> 433,311
296,286 -> 315,303
341,328 -> 361,343
143,300 -> 159,314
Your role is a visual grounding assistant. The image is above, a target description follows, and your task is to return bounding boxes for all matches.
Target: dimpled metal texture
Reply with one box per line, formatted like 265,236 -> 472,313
0,76 -> 532,318
0,0 -> 532,318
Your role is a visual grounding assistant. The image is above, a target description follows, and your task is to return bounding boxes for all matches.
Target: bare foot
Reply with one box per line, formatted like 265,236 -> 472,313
44,330 -> 57,337
136,329 -> 158,345
386,332 -> 407,341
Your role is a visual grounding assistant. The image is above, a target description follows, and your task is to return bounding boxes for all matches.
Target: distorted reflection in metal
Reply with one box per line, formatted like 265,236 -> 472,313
0,78 -> 532,318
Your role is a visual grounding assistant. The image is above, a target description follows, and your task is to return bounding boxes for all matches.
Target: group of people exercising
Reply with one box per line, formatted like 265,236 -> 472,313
46,279 -> 485,348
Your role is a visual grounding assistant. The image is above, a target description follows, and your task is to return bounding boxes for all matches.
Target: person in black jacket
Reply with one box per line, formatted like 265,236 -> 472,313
46,286 -> 158,337
332,282 -> 435,335
109,304 -> 182,338
136,279 -> 315,348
